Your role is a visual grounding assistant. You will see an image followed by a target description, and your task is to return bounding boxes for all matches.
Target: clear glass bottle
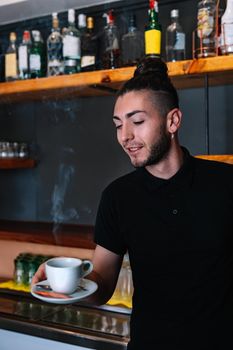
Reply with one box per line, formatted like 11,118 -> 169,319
79,15 -> 98,72
47,12 -> 63,76
102,10 -> 121,69
220,0 -> 233,55
166,9 -> 186,62
121,13 -> 144,66
145,0 -> 162,57
109,253 -> 133,308
5,32 -> 18,81
18,30 -> 31,79
29,30 -> 46,78
197,0 -> 216,57
63,9 -> 81,74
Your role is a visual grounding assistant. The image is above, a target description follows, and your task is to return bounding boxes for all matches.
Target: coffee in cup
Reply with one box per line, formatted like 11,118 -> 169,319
45,257 -> 93,294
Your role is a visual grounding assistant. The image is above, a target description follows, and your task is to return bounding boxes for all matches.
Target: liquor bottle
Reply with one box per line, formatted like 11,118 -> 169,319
63,9 -> 81,74
166,9 -> 186,62
0,40 -> 5,82
220,0 -> 233,55
29,30 -> 46,78
47,12 -> 63,76
121,13 -> 144,66
5,32 -> 18,81
18,30 -> 31,79
102,10 -> 121,69
79,15 -> 98,72
144,0 -> 162,57
197,0 -> 216,57
215,7 -> 224,55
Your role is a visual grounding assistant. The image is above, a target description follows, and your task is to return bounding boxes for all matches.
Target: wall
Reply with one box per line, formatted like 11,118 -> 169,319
0,0 -> 232,226
0,0 -> 122,25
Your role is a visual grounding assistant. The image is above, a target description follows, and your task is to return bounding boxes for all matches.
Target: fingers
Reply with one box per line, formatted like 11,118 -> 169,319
31,262 -> 46,286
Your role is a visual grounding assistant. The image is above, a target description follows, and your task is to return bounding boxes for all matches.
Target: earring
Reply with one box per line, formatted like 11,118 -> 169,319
171,133 -> 174,139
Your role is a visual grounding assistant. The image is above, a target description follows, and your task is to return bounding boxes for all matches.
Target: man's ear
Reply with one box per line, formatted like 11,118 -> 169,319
166,108 -> 182,134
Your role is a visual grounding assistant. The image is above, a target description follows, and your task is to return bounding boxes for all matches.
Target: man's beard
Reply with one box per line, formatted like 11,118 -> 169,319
133,123 -> 171,168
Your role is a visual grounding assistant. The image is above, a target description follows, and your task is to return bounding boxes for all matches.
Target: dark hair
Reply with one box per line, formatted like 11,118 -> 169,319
116,57 -> 179,117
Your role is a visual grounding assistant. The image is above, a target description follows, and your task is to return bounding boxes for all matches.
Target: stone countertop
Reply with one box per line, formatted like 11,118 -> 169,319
0,290 -> 130,350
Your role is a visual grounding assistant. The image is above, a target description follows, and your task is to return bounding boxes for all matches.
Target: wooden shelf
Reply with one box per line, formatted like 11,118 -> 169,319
0,67 -> 135,104
167,56 -> 233,89
195,154 -> 233,165
0,56 -> 233,103
0,158 -> 36,169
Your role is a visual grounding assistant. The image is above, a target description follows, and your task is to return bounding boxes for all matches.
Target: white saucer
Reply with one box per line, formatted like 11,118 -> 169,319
31,279 -> 98,304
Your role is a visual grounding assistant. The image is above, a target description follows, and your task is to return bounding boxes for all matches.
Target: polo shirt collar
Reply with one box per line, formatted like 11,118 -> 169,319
137,147 -> 194,192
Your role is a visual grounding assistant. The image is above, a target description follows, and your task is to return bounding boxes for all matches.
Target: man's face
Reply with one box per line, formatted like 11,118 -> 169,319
113,90 -> 171,168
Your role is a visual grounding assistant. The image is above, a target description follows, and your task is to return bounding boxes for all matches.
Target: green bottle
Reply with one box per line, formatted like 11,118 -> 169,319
144,0 -> 162,57
29,30 -> 46,78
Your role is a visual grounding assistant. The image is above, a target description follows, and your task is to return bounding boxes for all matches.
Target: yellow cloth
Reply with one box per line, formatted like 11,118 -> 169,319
0,280 -> 30,292
107,296 -> 132,309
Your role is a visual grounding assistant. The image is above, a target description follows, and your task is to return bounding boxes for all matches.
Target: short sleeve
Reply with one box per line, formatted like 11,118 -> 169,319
94,187 -> 127,256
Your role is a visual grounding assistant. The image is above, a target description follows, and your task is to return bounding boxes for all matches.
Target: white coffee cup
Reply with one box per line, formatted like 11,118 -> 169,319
45,257 -> 93,294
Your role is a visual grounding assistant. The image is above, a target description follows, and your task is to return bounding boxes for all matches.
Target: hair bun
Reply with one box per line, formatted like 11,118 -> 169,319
134,56 -> 168,78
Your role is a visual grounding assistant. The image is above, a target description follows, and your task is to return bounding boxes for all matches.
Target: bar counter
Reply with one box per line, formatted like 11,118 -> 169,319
0,289 -> 130,349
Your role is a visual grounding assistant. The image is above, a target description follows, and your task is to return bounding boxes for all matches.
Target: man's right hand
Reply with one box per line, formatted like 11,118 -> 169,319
31,262 -> 46,286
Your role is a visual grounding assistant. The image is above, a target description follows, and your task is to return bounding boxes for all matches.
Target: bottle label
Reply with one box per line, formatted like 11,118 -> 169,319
81,56 -> 95,68
174,32 -> 185,50
197,8 -> 214,38
47,41 -> 63,62
112,37 -> 119,50
64,59 -> 77,67
18,45 -> 28,70
145,29 -> 161,55
48,59 -> 62,68
63,35 -> 81,58
221,22 -> 233,48
5,53 -> 17,78
30,54 -> 41,70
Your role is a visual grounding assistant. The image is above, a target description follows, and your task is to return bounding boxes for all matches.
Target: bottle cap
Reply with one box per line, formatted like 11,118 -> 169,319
32,30 -> 41,42
87,16 -> 94,29
171,9 -> 179,18
52,12 -> 59,29
149,0 -> 155,10
108,9 -> 114,23
10,32 -> 16,41
78,13 -> 86,28
68,9 -> 75,23
23,30 -> 31,41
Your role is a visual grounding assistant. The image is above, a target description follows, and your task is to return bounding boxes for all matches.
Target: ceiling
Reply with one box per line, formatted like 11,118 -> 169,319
0,0 -> 122,25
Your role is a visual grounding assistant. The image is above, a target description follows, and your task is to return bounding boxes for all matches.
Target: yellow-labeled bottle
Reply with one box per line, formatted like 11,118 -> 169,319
5,32 -> 18,81
145,0 -> 162,57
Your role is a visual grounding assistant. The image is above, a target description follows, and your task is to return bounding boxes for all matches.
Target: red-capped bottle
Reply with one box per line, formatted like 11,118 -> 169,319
144,0 -> 162,57
102,10 -> 121,69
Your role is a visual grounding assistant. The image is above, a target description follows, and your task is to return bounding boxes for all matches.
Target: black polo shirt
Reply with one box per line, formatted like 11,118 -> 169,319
94,148 -> 233,349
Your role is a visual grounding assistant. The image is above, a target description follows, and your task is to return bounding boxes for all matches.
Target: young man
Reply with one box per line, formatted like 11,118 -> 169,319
33,57 -> 233,349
